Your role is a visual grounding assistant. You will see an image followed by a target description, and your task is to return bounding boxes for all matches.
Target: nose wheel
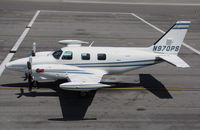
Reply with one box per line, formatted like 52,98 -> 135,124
33,81 -> 39,89
28,80 -> 39,92
28,73 -> 33,92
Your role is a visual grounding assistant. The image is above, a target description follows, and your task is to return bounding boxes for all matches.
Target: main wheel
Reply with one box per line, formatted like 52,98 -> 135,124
33,81 -> 39,88
79,92 -> 88,97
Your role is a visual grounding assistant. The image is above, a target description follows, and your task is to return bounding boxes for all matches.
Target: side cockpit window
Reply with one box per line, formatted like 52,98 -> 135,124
97,53 -> 106,60
52,49 -> 63,59
81,53 -> 90,60
62,51 -> 73,60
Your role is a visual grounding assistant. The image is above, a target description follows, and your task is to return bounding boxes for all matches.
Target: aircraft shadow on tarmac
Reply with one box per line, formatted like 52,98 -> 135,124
1,74 -> 172,121
1,80 -> 97,121
104,74 -> 173,99
139,74 -> 173,99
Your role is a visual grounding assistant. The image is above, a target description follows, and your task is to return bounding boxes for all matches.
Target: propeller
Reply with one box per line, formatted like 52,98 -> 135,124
27,56 -> 33,92
25,42 -> 36,91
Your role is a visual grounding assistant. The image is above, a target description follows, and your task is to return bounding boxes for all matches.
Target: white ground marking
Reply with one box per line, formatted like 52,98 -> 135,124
41,10 -> 130,15
131,13 -> 165,34
42,10 -> 200,55
130,13 -> 200,55
182,43 -> 200,55
0,10 -> 40,77
62,1 -> 200,6
11,11 -> 40,51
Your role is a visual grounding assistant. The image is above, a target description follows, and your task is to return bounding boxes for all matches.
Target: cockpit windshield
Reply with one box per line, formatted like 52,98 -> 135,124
52,49 -> 63,59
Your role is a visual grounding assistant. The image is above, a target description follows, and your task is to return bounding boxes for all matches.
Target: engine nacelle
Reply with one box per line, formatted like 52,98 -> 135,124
31,64 -> 80,80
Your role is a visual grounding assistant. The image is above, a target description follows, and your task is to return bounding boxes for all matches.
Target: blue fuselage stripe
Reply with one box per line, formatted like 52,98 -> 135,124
63,59 -> 156,68
66,59 -> 155,65
175,23 -> 190,25
173,27 -> 189,29
77,63 -> 154,68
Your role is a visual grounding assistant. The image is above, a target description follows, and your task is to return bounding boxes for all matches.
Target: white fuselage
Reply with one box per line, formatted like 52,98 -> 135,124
6,46 -> 160,81
58,47 -> 158,73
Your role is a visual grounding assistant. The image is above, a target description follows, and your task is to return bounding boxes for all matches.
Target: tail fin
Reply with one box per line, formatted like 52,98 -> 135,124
151,21 -> 190,54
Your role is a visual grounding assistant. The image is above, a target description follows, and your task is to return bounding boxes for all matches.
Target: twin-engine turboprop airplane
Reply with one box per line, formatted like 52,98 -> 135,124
6,21 -> 190,92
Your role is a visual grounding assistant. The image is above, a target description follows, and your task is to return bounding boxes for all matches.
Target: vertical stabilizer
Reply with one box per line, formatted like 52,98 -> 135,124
151,21 -> 190,54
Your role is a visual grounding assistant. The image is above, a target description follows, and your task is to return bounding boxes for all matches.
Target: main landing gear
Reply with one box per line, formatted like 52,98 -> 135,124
79,90 -> 96,97
79,92 -> 88,97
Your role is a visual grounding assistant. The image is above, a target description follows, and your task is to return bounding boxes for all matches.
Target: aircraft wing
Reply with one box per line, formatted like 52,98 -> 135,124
59,69 -> 110,91
158,55 -> 190,68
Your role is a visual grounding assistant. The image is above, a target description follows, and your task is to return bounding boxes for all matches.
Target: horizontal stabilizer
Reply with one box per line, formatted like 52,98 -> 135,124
158,55 -> 190,68
60,82 -> 110,91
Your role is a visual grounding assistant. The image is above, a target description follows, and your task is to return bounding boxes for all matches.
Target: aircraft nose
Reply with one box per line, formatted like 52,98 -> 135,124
5,62 -> 13,69
6,62 -> 13,69
5,58 -> 28,71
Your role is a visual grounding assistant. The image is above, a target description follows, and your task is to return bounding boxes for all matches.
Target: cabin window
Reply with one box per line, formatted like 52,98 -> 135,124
97,53 -> 106,60
62,51 -> 73,60
52,49 -> 63,59
81,53 -> 90,60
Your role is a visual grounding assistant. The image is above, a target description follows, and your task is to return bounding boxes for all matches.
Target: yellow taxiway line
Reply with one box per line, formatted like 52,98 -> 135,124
1,86 -> 200,91
0,87 -> 26,89
104,88 -> 200,91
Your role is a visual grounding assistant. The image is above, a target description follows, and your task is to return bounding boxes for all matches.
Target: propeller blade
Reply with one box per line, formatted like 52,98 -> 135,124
27,61 -> 31,70
32,42 -> 36,56
28,73 -> 32,92
27,56 -> 32,70
27,56 -> 33,92
29,56 -> 32,65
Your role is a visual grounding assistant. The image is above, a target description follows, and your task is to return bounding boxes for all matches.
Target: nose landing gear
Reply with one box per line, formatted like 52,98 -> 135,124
28,80 -> 39,92
32,80 -> 39,89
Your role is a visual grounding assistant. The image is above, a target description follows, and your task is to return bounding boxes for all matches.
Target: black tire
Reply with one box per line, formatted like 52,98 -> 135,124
79,92 -> 88,97
33,81 -> 39,88
28,74 -> 32,92
27,62 -> 31,70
